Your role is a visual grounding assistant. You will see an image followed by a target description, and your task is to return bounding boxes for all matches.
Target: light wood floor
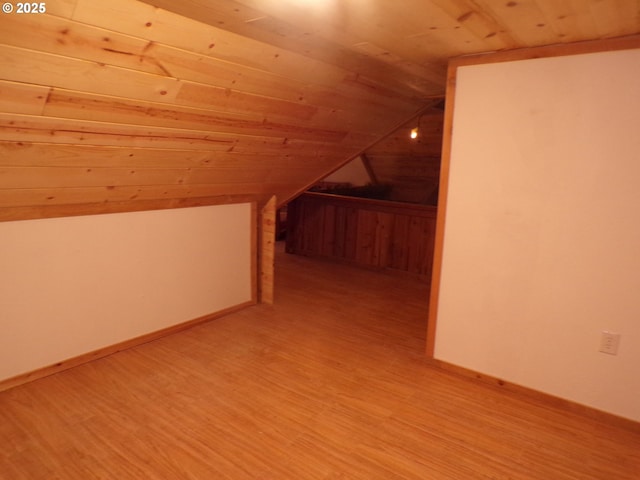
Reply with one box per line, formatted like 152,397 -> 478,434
1,244 -> 639,479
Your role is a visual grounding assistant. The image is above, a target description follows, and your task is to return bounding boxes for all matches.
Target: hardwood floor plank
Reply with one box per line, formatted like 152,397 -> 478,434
0,243 -> 638,479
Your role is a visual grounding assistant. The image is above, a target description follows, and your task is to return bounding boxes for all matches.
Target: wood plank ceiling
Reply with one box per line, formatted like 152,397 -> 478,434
1,0 -> 638,221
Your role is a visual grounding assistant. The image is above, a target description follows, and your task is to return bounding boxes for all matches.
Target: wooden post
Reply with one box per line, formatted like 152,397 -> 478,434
259,196 -> 276,304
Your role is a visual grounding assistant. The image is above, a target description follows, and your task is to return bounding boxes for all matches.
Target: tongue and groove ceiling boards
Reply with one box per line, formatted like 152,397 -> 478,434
1,0 -> 638,221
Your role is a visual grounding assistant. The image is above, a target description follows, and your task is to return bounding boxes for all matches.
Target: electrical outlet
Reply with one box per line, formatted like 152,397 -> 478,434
599,331 -> 621,355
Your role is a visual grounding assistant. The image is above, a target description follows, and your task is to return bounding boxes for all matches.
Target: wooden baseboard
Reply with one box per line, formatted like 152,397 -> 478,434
427,358 -> 640,434
0,301 -> 255,393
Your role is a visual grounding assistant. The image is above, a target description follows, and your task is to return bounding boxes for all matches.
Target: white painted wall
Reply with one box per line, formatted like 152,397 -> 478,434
435,49 -> 640,421
0,203 -> 253,381
323,156 -> 371,186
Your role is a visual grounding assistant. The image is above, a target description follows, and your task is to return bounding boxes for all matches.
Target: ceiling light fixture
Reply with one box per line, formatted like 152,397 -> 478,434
410,127 -> 419,139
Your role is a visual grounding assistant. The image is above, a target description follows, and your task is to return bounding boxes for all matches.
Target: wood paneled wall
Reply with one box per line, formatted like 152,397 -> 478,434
366,105 -> 444,205
0,0 -> 427,222
286,193 -> 437,277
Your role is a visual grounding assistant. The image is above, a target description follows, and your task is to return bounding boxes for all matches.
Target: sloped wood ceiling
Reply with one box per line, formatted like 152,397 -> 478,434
1,0 -> 638,221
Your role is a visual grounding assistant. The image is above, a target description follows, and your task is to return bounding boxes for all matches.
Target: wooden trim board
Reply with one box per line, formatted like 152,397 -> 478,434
450,34 -> 640,69
428,358 -> 640,434
425,62 -> 457,357
0,194 -> 264,223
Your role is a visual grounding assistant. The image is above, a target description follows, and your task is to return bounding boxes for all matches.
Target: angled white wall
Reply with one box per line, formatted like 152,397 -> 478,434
323,156 -> 371,186
435,48 -> 640,421
0,203 -> 254,381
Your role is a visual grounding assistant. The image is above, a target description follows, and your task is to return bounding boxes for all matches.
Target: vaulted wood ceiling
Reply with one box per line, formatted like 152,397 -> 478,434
1,0 -> 638,221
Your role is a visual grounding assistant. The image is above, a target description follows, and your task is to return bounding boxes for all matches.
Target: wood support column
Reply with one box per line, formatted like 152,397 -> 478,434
259,196 -> 276,304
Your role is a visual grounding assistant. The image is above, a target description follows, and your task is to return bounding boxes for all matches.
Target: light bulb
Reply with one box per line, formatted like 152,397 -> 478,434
410,127 -> 418,139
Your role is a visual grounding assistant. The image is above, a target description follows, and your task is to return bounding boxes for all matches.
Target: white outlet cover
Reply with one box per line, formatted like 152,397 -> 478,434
599,331 -> 621,355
